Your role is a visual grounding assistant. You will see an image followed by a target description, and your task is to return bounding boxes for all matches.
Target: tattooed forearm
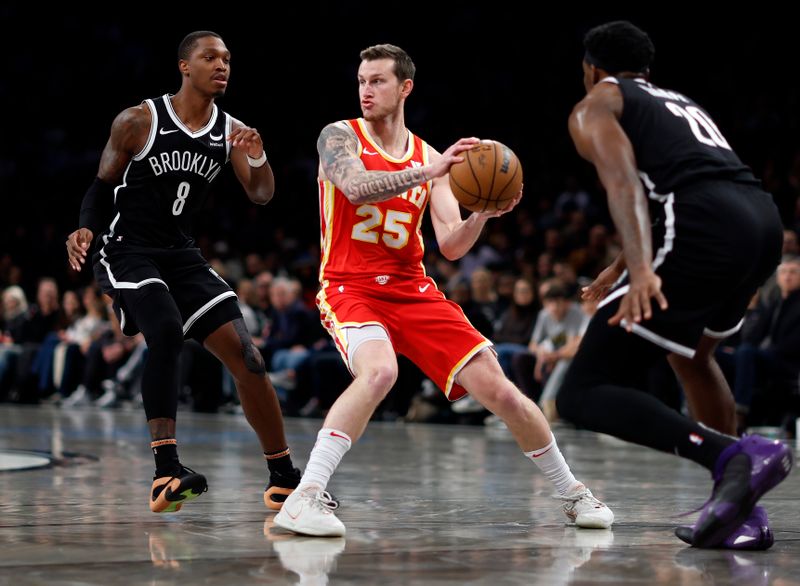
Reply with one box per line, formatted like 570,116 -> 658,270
349,167 -> 427,203
317,122 -> 428,204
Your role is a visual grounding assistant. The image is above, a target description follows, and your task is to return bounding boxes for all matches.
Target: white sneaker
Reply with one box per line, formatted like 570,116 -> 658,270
61,385 -> 89,408
95,381 -> 118,408
273,485 -> 345,537
556,484 -> 614,529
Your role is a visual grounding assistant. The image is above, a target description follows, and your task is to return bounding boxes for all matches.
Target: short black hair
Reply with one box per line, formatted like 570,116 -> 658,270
583,21 -> 654,75
178,30 -> 222,61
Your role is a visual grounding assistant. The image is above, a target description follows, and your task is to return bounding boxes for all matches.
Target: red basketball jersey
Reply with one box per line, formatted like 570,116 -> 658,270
318,118 -> 432,284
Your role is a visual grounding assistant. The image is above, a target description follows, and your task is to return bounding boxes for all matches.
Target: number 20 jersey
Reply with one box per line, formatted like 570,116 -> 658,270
318,118 -> 433,284
101,94 -> 231,249
610,77 -> 759,194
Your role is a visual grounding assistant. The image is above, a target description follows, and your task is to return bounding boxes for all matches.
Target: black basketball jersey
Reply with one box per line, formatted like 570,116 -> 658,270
100,94 -> 231,248
608,77 -> 759,194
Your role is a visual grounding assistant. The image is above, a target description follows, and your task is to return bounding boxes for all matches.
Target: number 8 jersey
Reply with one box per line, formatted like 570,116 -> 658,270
606,77 -> 759,194
100,94 -> 231,249
318,118 -> 433,284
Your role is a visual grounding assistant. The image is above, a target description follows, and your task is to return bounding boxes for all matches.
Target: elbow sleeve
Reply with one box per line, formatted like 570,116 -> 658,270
79,177 -> 115,236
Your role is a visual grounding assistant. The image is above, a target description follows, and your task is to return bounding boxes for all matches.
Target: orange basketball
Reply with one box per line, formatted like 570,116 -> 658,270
448,140 -> 523,213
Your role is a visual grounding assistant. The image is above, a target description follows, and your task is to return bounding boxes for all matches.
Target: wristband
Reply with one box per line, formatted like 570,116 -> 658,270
247,151 -> 267,168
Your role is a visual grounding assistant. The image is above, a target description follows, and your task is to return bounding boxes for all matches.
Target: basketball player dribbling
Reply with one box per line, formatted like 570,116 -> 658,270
558,21 -> 793,549
273,44 -> 613,537
65,31 -> 302,514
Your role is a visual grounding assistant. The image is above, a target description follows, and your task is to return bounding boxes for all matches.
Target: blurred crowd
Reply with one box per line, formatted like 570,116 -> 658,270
3,173 -> 799,437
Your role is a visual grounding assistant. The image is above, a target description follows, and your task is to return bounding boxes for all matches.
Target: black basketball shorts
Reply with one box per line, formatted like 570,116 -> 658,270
93,242 -> 241,341
597,180 -> 782,358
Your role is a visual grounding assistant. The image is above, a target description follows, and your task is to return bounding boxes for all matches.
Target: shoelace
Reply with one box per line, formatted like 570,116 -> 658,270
554,488 -> 603,509
316,491 -> 339,511
307,490 -> 339,512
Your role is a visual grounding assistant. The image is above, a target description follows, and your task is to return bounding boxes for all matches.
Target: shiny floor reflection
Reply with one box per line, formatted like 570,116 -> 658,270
1,405 -> 798,585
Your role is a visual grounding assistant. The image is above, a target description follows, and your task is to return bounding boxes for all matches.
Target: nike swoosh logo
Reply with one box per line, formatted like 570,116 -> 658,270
362,148 -> 379,156
418,284 -> 431,293
330,431 -> 349,440
286,501 -> 303,520
532,446 -> 552,458
209,132 -> 223,141
159,128 -> 179,135
733,535 -> 756,545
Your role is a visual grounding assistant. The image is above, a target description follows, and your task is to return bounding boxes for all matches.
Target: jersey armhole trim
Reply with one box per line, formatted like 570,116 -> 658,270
132,99 -> 158,161
225,113 -> 232,162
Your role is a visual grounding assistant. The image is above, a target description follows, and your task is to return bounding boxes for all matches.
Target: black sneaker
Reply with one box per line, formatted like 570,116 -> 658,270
150,465 -> 208,513
264,467 -> 302,511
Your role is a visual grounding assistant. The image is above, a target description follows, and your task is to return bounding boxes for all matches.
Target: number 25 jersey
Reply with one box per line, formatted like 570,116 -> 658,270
318,118 -> 433,284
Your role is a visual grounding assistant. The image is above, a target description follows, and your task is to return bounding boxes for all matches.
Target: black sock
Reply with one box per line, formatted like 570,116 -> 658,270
265,448 -> 295,475
152,440 -> 180,476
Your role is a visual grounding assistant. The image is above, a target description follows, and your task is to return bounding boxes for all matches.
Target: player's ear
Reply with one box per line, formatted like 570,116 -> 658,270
179,59 -> 190,78
401,78 -> 413,99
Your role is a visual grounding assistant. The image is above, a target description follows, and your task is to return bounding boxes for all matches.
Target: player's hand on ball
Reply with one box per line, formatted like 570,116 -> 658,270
431,137 -> 480,178
476,186 -> 523,219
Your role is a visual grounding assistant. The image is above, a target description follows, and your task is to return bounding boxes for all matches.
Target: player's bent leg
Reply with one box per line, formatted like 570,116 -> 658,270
275,339 -> 397,537
205,318 -> 288,452
324,338 -> 398,443
668,335 -> 736,435
126,287 -> 206,514
459,351 -> 551,450
204,318 -> 302,510
459,352 -> 613,529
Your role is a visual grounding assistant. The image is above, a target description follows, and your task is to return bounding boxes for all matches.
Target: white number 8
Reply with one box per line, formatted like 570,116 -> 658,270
172,181 -> 191,216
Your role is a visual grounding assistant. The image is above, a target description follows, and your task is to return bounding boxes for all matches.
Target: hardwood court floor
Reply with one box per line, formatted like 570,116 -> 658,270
1,405 -> 798,585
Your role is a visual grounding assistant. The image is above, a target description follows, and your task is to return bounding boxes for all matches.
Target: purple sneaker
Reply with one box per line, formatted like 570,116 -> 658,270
675,505 -> 774,550
692,435 -> 793,548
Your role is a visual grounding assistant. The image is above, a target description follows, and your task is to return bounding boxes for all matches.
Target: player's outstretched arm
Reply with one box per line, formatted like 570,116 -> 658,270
67,106 -> 148,271
229,119 -> 275,205
317,122 -> 477,204
569,85 -> 667,328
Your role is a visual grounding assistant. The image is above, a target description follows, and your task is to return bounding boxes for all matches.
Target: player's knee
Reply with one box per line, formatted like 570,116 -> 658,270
143,315 -> 184,357
486,384 -> 523,414
360,364 -> 397,397
242,343 -> 266,375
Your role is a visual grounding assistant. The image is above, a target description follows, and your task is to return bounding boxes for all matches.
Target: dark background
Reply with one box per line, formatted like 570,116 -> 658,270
2,7 -> 798,292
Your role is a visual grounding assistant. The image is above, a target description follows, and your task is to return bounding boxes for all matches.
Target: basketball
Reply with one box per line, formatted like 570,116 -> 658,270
448,140 -> 523,213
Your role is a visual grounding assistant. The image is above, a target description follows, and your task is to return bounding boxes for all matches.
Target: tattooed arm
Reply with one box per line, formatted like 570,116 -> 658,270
67,105 -> 150,271
317,121 -> 478,205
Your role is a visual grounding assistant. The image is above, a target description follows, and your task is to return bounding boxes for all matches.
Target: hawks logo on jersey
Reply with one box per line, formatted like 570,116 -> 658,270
318,118 -> 432,283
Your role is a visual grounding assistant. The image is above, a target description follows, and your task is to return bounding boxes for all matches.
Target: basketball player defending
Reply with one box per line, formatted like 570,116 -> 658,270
557,21 -> 793,549
65,31 -> 301,513
273,44 -> 613,537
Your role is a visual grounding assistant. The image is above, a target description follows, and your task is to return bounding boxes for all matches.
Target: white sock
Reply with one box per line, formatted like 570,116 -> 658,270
524,433 -> 580,495
298,428 -> 352,491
